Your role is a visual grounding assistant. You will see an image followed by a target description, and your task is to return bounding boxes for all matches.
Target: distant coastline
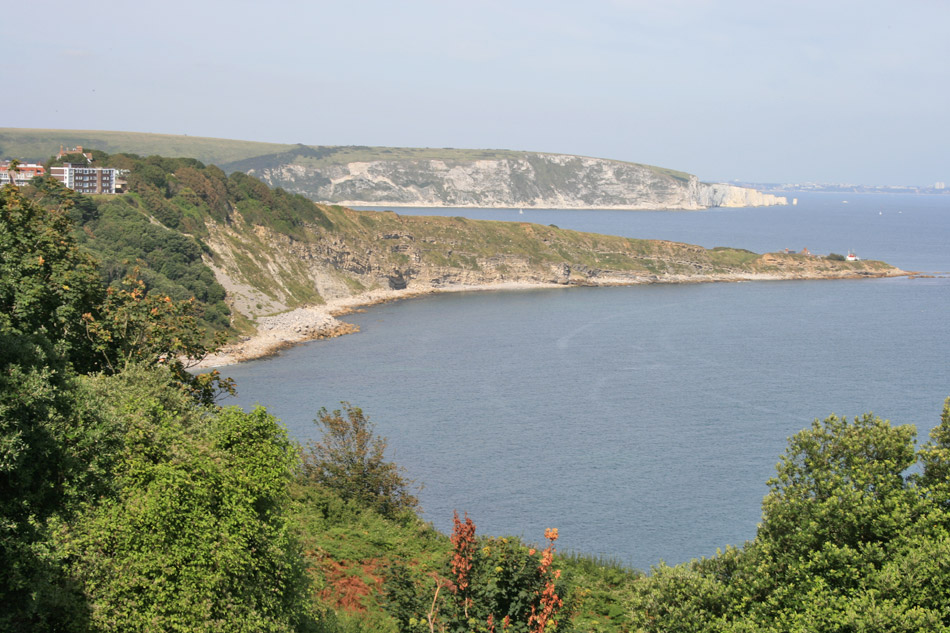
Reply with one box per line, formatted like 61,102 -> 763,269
736,182 -> 950,196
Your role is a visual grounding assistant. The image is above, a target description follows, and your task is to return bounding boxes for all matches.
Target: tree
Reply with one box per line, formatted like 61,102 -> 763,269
81,272 -> 235,404
0,183 -> 105,371
758,412 -> 918,559
626,404 -> 950,632
0,184 -> 108,628
0,180 -> 239,628
301,403 -> 418,518
1,164 -> 323,631
917,397 -> 950,498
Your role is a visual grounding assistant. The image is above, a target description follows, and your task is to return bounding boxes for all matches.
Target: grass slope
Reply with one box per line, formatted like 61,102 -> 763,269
1,128 -> 693,182
0,128 -> 294,165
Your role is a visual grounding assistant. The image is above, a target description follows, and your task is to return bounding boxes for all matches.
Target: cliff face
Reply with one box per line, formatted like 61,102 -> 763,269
694,182 -> 787,208
203,205 -> 896,328
245,153 -> 786,210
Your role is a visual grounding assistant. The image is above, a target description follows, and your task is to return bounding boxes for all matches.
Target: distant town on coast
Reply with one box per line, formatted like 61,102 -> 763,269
733,180 -> 948,195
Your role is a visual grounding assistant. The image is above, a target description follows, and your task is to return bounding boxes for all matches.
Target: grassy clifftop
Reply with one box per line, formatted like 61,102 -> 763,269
0,128 -> 294,166
0,127 -> 693,185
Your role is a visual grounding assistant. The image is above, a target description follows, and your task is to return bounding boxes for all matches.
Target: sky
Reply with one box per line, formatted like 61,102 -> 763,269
6,0 -> 948,185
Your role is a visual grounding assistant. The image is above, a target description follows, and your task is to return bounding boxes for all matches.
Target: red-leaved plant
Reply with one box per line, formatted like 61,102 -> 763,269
528,528 -> 564,633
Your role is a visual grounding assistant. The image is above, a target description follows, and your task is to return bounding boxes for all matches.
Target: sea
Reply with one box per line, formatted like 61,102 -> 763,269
217,192 -> 950,571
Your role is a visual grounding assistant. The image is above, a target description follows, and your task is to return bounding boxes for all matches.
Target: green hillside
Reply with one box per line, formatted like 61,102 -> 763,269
0,127 -> 693,183
0,128 -> 294,166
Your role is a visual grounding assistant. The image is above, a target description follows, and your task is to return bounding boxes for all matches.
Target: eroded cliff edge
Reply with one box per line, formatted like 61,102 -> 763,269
230,150 -> 786,210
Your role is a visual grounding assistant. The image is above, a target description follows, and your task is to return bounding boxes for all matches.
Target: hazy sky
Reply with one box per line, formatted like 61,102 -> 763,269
7,1 -> 948,185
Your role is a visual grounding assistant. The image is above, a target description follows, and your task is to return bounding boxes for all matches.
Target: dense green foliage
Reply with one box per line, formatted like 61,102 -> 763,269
627,405 -> 950,632
0,185 -> 318,631
290,479 -> 450,632
23,150 -> 334,335
26,170 -> 232,333
0,185 -> 103,627
56,369 -> 315,632
0,184 -> 104,369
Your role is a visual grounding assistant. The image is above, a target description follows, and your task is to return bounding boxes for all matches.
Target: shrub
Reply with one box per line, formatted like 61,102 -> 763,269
301,403 -> 418,519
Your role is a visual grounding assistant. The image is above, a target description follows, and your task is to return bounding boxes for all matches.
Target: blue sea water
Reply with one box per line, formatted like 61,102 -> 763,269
220,193 -> 950,570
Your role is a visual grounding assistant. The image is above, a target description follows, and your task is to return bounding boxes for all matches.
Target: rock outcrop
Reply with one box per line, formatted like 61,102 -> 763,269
242,152 -> 786,210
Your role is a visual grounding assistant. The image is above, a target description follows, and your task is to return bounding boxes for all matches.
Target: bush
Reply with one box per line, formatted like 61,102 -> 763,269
386,515 -> 572,633
58,370 -> 318,632
301,403 -> 418,519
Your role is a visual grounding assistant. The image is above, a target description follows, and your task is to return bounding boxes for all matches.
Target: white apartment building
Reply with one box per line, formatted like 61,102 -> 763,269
50,163 -> 121,194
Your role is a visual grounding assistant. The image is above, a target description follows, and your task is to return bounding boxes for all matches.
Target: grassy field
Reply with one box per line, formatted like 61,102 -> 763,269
294,145 -> 528,166
0,128 -> 294,165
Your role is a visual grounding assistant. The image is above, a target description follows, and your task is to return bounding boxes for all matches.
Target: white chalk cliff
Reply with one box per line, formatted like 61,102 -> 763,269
247,153 -> 786,210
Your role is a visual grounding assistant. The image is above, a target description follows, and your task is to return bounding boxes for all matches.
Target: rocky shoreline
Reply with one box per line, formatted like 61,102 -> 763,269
194,269 -> 907,368
194,282 -> 565,368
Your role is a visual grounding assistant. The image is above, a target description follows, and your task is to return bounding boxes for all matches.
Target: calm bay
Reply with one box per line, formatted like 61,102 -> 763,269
219,192 -> 950,570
